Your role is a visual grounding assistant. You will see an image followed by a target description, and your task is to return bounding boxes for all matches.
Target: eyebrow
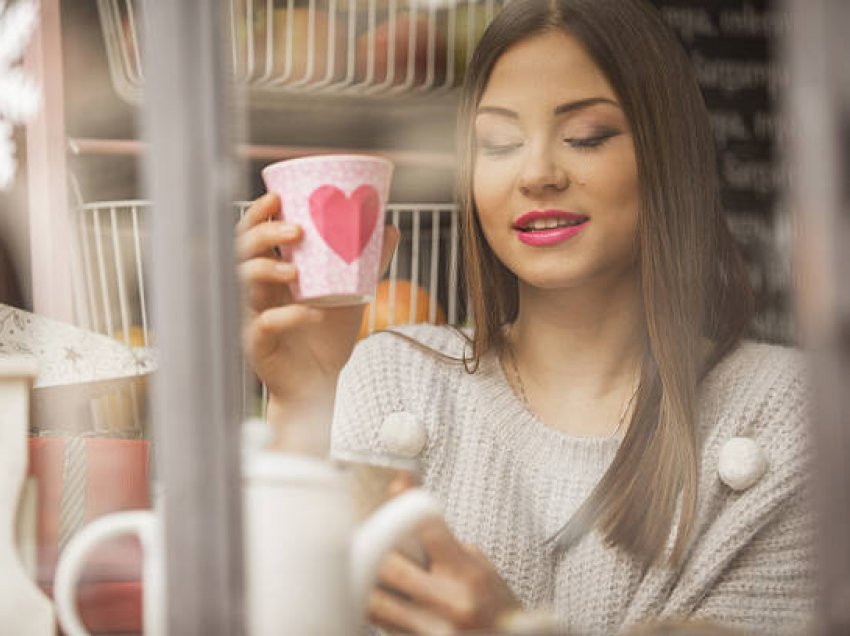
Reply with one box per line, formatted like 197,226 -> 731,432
476,97 -> 620,118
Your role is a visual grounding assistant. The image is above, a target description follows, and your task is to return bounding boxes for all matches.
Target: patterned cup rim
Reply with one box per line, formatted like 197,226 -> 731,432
261,153 -> 394,181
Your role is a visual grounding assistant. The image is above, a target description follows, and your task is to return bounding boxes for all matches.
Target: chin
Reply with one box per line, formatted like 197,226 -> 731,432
513,260 -> 636,293
514,267 -> 589,291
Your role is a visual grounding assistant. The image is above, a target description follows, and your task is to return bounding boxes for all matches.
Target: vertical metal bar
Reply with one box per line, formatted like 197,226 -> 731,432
246,0 -> 255,78
123,0 -> 143,82
67,181 -> 94,330
343,0 -> 357,86
410,209 -> 420,322
229,0 -> 241,79
445,1 -> 457,88
422,3 -> 437,90
142,1 -> 245,634
23,0 -> 74,321
784,1 -> 850,634
78,210 -> 100,333
92,210 -> 114,337
428,209 -> 439,323
387,208 -> 400,326
257,0 -> 274,83
131,205 -> 150,346
318,0 -> 339,86
110,207 -> 132,343
399,0 -> 417,90
448,206 -> 459,326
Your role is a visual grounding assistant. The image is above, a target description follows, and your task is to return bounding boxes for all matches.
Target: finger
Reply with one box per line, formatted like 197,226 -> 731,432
386,471 -> 417,498
367,588 -> 455,636
463,543 -> 488,561
236,221 -> 302,262
239,258 -> 298,286
418,517 -> 467,564
239,259 -> 294,313
380,550 -> 484,626
462,544 -> 503,576
256,304 -> 324,331
236,192 -> 281,234
377,552 -> 437,603
379,224 -> 400,276
243,305 -> 323,356
246,283 -> 290,315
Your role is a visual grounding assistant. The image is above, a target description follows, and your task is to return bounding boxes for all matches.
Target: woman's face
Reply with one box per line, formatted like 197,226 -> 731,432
473,30 -> 639,292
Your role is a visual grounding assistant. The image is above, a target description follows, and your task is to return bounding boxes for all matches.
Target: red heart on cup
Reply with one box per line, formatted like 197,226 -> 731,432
308,185 -> 380,264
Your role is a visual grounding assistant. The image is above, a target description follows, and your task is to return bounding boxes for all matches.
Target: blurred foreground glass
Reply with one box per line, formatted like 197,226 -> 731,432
53,449 -> 440,635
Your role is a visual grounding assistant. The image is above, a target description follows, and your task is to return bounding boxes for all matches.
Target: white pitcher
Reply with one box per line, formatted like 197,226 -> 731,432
54,451 -> 440,635
0,357 -> 55,635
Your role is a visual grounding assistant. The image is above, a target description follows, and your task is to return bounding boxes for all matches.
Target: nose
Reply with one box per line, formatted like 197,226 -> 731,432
518,142 -> 569,197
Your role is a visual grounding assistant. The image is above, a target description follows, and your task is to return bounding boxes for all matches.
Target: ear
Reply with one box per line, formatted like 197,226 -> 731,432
379,224 -> 400,276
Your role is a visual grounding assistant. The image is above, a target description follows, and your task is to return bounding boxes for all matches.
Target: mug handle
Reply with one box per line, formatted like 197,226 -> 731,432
350,488 -> 442,612
54,510 -> 159,636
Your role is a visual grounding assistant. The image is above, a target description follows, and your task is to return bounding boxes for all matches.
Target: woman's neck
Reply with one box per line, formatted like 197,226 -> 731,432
510,276 -> 645,401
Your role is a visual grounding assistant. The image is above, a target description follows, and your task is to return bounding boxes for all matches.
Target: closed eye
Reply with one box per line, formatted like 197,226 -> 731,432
478,142 -> 523,156
564,131 -> 620,150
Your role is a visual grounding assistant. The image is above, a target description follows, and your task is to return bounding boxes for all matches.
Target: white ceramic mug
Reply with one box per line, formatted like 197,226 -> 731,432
53,509 -> 162,636
54,452 -> 440,636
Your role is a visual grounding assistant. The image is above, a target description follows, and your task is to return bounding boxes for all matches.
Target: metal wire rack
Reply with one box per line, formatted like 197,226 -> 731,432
98,0 -> 505,103
70,200 -> 464,346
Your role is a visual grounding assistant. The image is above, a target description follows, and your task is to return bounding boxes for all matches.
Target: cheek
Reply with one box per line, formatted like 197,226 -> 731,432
580,151 -> 639,228
472,163 -> 507,224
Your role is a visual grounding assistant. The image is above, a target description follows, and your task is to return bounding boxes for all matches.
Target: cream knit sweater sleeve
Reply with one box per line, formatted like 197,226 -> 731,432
690,489 -> 814,628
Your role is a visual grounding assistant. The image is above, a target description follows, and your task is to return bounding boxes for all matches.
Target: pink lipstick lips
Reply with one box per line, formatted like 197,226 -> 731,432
512,209 -> 590,247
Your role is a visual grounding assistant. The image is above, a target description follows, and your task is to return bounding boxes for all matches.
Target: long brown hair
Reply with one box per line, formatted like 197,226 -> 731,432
453,0 -> 753,567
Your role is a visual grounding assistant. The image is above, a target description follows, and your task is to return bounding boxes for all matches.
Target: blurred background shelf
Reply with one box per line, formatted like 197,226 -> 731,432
98,0 -> 503,104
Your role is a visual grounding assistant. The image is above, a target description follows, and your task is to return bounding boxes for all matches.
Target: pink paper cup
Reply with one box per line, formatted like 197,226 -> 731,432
262,154 -> 394,306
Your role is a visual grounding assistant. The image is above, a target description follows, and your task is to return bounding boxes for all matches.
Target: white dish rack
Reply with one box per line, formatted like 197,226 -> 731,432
70,200 -> 463,347
98,0 -> 505,103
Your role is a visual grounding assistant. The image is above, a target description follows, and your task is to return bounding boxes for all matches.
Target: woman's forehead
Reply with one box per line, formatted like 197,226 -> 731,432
481,30 -> 618,108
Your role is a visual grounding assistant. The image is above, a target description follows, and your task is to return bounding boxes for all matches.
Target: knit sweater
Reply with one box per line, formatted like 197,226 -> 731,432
330,325 -> 815,635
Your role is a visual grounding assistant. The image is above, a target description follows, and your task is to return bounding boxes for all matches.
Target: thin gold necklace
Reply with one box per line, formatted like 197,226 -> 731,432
506,341 -> 638,440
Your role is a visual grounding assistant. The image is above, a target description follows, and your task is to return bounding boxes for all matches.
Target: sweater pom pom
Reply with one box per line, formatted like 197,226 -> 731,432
718,436 -> 768,491
380,411 -> 427,458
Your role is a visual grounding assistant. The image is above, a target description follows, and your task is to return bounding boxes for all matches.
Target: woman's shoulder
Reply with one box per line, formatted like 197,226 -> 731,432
712,338 -> 804,377
332,324 -> 470,459
350,323 -> 472,365
702,339 -> 808,420
699,339 -> 811,487
338,324 -> 470,397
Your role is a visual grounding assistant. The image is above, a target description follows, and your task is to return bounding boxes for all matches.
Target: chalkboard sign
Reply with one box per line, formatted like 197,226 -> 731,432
651,0 -> 792,343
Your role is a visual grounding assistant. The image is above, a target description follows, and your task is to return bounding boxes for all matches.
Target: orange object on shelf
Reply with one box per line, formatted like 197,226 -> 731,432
111,325 -> 152,349
359,279 -> 446,339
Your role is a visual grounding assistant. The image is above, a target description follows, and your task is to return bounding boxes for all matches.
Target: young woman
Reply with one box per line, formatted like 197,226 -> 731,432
236,0 -> 813,633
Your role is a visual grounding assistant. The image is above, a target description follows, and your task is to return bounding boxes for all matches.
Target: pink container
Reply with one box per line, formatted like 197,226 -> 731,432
262,154 -> 394,306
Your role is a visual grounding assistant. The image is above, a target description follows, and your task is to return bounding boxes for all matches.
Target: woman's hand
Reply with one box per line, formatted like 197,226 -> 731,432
236,193 -> 399,447
368,516 -> 521,634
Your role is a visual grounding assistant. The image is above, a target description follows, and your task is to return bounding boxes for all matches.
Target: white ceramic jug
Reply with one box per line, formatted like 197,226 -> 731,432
54,451 -> 441,635
0,357 -> 55,635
